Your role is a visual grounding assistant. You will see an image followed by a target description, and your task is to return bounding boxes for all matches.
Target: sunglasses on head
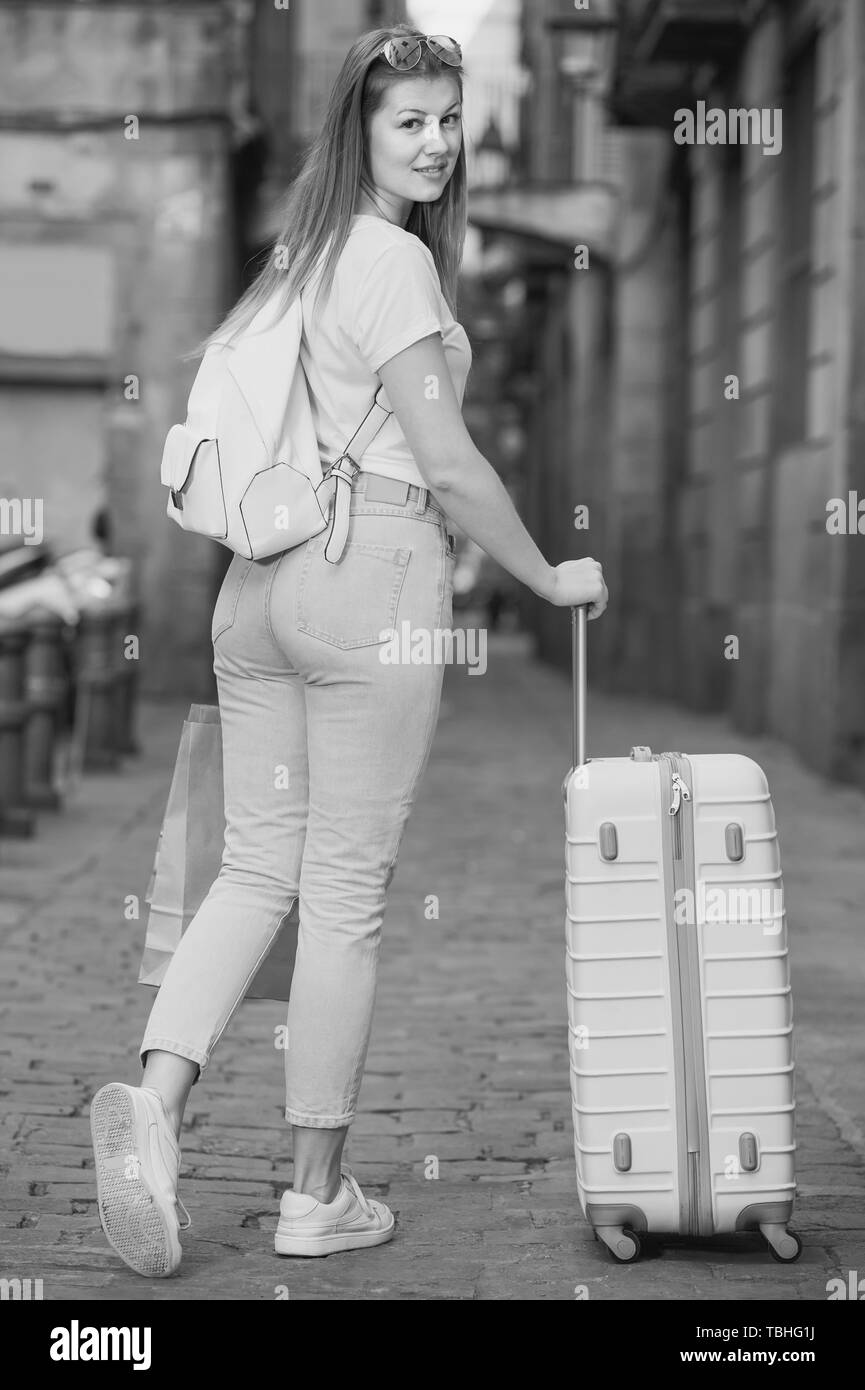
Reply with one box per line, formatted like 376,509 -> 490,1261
380,34 -> 462,70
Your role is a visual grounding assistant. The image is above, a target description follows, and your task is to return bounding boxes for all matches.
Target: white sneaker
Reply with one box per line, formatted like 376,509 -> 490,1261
90,1082 -> 191,1278
275,1164 -> 395,1257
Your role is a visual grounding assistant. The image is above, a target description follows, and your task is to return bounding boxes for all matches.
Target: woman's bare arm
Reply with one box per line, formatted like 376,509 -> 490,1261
377,333 -> 608,615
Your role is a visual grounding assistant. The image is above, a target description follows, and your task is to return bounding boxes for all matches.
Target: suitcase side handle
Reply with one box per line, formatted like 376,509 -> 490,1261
571,604 -> 587,771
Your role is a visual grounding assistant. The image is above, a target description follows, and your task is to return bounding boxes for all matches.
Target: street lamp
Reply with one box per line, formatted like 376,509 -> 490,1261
475,114 -> 512,188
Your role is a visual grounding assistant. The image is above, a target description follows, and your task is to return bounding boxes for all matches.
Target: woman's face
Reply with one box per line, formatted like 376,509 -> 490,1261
361,74 -> 462,226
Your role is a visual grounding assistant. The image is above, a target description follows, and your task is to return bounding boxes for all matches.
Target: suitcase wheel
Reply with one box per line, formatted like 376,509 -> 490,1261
594,1225 -> 642,1263
763,1227 -> 802,1263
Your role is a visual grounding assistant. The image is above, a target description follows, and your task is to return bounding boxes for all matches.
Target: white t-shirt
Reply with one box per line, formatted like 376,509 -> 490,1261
299,214 -> 473,489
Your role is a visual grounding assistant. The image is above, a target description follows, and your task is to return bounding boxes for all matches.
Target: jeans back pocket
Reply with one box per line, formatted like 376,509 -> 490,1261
296,538 -> 411,649
212,556 -> 254,643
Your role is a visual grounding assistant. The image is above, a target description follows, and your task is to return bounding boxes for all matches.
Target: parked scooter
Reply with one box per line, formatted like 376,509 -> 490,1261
0,539 -> 134,797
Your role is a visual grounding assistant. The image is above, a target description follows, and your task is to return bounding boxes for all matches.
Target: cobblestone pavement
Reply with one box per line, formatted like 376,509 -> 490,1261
1,624 -> 863,1301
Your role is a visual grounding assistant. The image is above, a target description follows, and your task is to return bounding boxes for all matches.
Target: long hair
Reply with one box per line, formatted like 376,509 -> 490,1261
192,23 -> 467,358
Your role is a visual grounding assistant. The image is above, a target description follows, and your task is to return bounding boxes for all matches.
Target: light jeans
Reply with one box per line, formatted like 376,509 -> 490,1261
139,481 -> 456,1127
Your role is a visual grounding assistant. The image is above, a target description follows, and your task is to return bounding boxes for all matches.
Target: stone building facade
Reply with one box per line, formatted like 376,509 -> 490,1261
0,0 -> 403,700
473,0 -> 865,788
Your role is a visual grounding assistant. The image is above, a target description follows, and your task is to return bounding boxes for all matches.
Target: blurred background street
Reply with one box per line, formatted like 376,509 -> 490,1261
1,0 -> 864,1301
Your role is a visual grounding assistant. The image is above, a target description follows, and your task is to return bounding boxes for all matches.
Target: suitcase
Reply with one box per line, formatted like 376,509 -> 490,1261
562,605 -> 800,1263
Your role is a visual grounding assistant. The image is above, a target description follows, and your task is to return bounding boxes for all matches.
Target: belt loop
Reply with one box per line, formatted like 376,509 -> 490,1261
414,485 -> 428,515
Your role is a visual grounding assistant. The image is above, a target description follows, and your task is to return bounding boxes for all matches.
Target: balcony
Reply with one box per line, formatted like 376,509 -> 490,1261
635,0 -> 749,65
611,0 -> 750,127
468,181 -> 618,262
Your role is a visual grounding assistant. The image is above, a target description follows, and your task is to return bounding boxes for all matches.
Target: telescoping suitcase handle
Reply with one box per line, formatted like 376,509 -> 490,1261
570,604 -> 587,772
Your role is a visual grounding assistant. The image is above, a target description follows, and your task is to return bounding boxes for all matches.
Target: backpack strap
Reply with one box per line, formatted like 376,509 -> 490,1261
322,382 -> 393,564
341,381 -> 393,464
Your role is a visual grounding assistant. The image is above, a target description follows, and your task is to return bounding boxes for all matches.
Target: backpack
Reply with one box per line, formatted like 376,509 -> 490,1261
159,288 -> 392,563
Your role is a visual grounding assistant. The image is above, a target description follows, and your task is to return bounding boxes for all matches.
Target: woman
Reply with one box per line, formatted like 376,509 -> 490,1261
90,24 -> 608,1278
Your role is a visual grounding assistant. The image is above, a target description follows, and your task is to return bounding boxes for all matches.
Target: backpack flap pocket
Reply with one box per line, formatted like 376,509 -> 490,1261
238,462 -> 330,560
161,423 -> 228,540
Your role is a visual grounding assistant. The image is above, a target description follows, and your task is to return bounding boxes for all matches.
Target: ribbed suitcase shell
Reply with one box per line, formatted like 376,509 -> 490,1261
562,612 -> 799,1262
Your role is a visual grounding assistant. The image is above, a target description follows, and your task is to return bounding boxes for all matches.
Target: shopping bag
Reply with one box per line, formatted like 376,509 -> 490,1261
139,703 -> 297,1002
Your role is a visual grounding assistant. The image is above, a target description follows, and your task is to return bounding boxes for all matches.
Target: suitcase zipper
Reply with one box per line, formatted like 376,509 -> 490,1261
665,753 -> 713,1238
669,771 -> 689,859
659,755 -> 691,1235
669,754 -> 703,1237
662,754 -> 702,1236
